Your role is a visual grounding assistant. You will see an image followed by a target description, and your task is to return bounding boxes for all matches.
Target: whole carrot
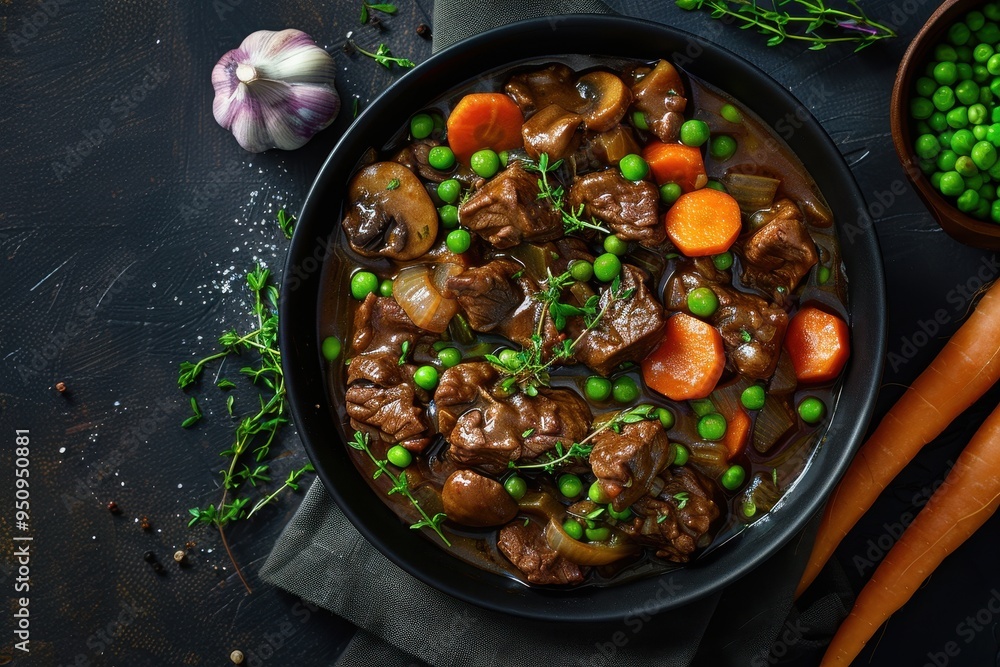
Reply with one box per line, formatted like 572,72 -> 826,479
797,279 -> 1000,598
820,400 -> 1000,665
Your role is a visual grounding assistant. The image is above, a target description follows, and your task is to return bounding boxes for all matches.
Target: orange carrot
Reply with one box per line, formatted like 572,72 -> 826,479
641,313 -> 726,401
642,141 -> 708,192
797,279 -> 1000,598
446,93 -> 524,165
722,407 -> 751,460
820,400 -> 1000,665
663,188 -> 742,257
784,307 -> 851,384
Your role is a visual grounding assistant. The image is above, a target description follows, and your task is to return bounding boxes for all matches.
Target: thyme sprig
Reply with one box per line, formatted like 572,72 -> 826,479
348,431 -> 451,546
676,0 -> 896,51
511,404 -> 659,472
359,0 -> 397,24
349,40 -> 416,69
524,153 -> 609,235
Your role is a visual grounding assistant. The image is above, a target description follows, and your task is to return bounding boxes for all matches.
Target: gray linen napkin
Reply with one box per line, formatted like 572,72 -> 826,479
261,2 -> 853,665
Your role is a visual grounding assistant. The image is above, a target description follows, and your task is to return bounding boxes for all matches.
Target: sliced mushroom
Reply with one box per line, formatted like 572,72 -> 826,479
505,63 -> 579,115
631,60 -> 688,143
506,66 -> 632,136
441,469 -> 518,527
341,161 -> 439,261
521,104 -> 584,161
576,71 -> 632,132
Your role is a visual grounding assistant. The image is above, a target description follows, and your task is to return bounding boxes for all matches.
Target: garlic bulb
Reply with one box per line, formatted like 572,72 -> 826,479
212,29 -> 340,153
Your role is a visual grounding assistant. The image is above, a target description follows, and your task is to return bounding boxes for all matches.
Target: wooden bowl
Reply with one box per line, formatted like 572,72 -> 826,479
891,0 -> 1000,249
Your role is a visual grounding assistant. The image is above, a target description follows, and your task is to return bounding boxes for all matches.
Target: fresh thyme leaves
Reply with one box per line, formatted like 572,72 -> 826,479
398,340 -> 411,365
348,431 -> 452,545
181,397 -> 202,429
657,514 -> 669,524
350,41 -> 416,69
511,404 -> 658,472
386,178 -> 401,190
359,0 -> 397,24
276,209 -> 296,239
674,491 -> 690,509
675,0 -> 896,52
524,153 -> 609,235
180,263 -> 312,594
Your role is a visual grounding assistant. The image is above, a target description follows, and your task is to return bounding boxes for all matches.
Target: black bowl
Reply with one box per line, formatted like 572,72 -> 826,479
281,15 -> 886,622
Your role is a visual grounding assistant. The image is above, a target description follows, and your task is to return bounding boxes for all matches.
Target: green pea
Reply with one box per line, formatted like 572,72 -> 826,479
584,376 -> 613,402
562,519 -> 584,540
974,125 -> 990,141
937,149 -> 958,171
607,504 -> 633,520
410,113 -> 434,139
321,336 -> 342,362
720,104 -> 742,123
984,87 -> 997,107
986,4 -> 1000,21
797,396 -> 826,424
990,160 -> 1000,179
386,445 -> 413,468
413,365 -> 439,391
632,111 -> 649,130
619,153 -> 650,181
941,129 -> 955,148
721,465 -> 746,490
952,128 -> 976,154
979,22 -> 1000,43
933,86 -> 956,111
687,286 -> 719,317
976,197 -> 992,219
656,407 -> 675,430
712,251 -> 734,270
966,172 -> 984,191
991,124 -> 1000,146
603,234 -> 629,256
497,348 -> 518,367
991,79 -> 1000,98
989,53 -> 1000,75
350,271 -> 379,300
975,43 -> 995,63
934,61 -> 959,85
697,413 -> 727,441
916,76 -> 938,97
929,111 -> 949,132
437,347 -> 462,368
588,480 -> 611,504
378,279 -> 393,297
741,384 -> 766,410
957,62 -> 974,79
427,145 -> 456,171
593,253 -> 622,282
968,10 -> 987,31
680,119 -> 711,147
660,182 -> 683,205
916,120 -> 934,135
981,182 -> 997,201
931,171 -> 944,189
919,159 -> 936,175
446,229 -> 472,254
498,150 -> 509,168
706,179 -> 727,192
971,103 -> 989,125
910,97 -> 934,119
956,155 -> 979,177
611,376 -> 639,404
558,474 -> 583,498
504,475 -> 527,500
934,44 -> 959,62
915,134 -> 940,159
958,188 -> 981,212
973,140 -> 998,169
437,178 -> 460,204
940,171 -> 965,197
709,135 -> 737,160
949,22 -> 972,46
569,259 -> 594,282
438,204 -> 459,228
585,526 -> 611,542
974,64 -> 991,83
674,443 -> 689,466
818,265 -> 832,285
992,198 -> 1000,222
947,106 -> 969,128
956,79 -> 981,105
470,149 -> 501,178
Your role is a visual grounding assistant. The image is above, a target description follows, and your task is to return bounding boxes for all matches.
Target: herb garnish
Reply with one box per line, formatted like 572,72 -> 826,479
674,491 -> 690,510
350,41 -> 416,69
675,0 -> 896,52
276,209 -> 296,239
348,431 -> 451,545
386,178 -> 401,190
181,397 -> 202,429
359,0 -> 397,24
524,153 -> 609,235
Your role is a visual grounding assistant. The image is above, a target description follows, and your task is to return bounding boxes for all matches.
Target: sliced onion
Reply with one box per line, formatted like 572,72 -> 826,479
768,351 -> 797,396
544,519 -> 637,565
722,173 -> 781,214
506,243 -> 553,283
393,264 -> 459,333
517,491 -> 564,519
687,441 -> 729,478
752,397 -> 796,454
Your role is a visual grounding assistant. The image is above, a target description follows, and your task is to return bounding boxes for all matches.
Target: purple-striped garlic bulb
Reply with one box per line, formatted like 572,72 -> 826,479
212,29 -> 340,153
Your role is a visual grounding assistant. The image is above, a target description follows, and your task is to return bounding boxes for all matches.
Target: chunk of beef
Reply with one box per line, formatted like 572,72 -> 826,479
573,126 -> 642,172
497,521 -> 586,585
441,470 -> 518,528
741,199 -> 818,296
630,60 -> 687,143
434,362 -> 592,472
569,264 -> 666,376
620,467 -> 719,563
567,170 -> 665,247
505,65 -> 631,133
590,417 -> 675,510
505,63 -> 579,116
345,352 -> 432,452
351,293 -> 434,356
458,163 -> 562,249
522,104 -> 584,162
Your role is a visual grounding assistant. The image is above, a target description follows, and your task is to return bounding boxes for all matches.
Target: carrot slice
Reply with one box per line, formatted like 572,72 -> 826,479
641,313 -> 726,401
642,141 -> 708,192
663,188 -> 742,257
722,407 -> 751,460
446,93 -> 524,165
784,307 -> 850,384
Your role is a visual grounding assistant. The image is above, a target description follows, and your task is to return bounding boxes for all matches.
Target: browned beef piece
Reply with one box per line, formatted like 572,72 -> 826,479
345,352 -> 432,452
630,60 -> 687,143
434,362 -> 592,473
620,467 -> 719,563
590,418 -> 675,511
458,163 -> 562,249
521,104 -> 583,162
666,260 -> 788,380
740,199 -> 818,296
505,63 -> 579,116
497,521 -> 586,585
569,264 -> 666,376
567,170 -> 665,247
441,470 -> 518,528
351,293 -> 433,356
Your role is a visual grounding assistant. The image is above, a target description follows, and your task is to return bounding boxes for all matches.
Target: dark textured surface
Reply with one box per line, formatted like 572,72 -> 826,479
1,0 -> 1000,666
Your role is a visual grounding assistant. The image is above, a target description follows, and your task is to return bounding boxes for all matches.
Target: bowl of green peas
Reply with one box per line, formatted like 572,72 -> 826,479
892,0 -> 1000,248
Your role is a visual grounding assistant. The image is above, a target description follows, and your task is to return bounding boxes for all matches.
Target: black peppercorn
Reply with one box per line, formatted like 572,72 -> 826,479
416,23 -> 431,39
107,501 -> 120,514
143,551 -> 156,563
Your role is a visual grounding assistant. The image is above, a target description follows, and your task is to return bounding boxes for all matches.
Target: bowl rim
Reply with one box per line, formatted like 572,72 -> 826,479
890,0 -> 1000,248
281,14 -> 887,622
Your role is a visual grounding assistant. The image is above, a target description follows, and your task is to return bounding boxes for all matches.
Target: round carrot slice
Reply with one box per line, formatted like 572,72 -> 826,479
641,313 -> 726,401
784,306 -> 850,383
446,93 -> 524,165
664,188 -> 742,257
